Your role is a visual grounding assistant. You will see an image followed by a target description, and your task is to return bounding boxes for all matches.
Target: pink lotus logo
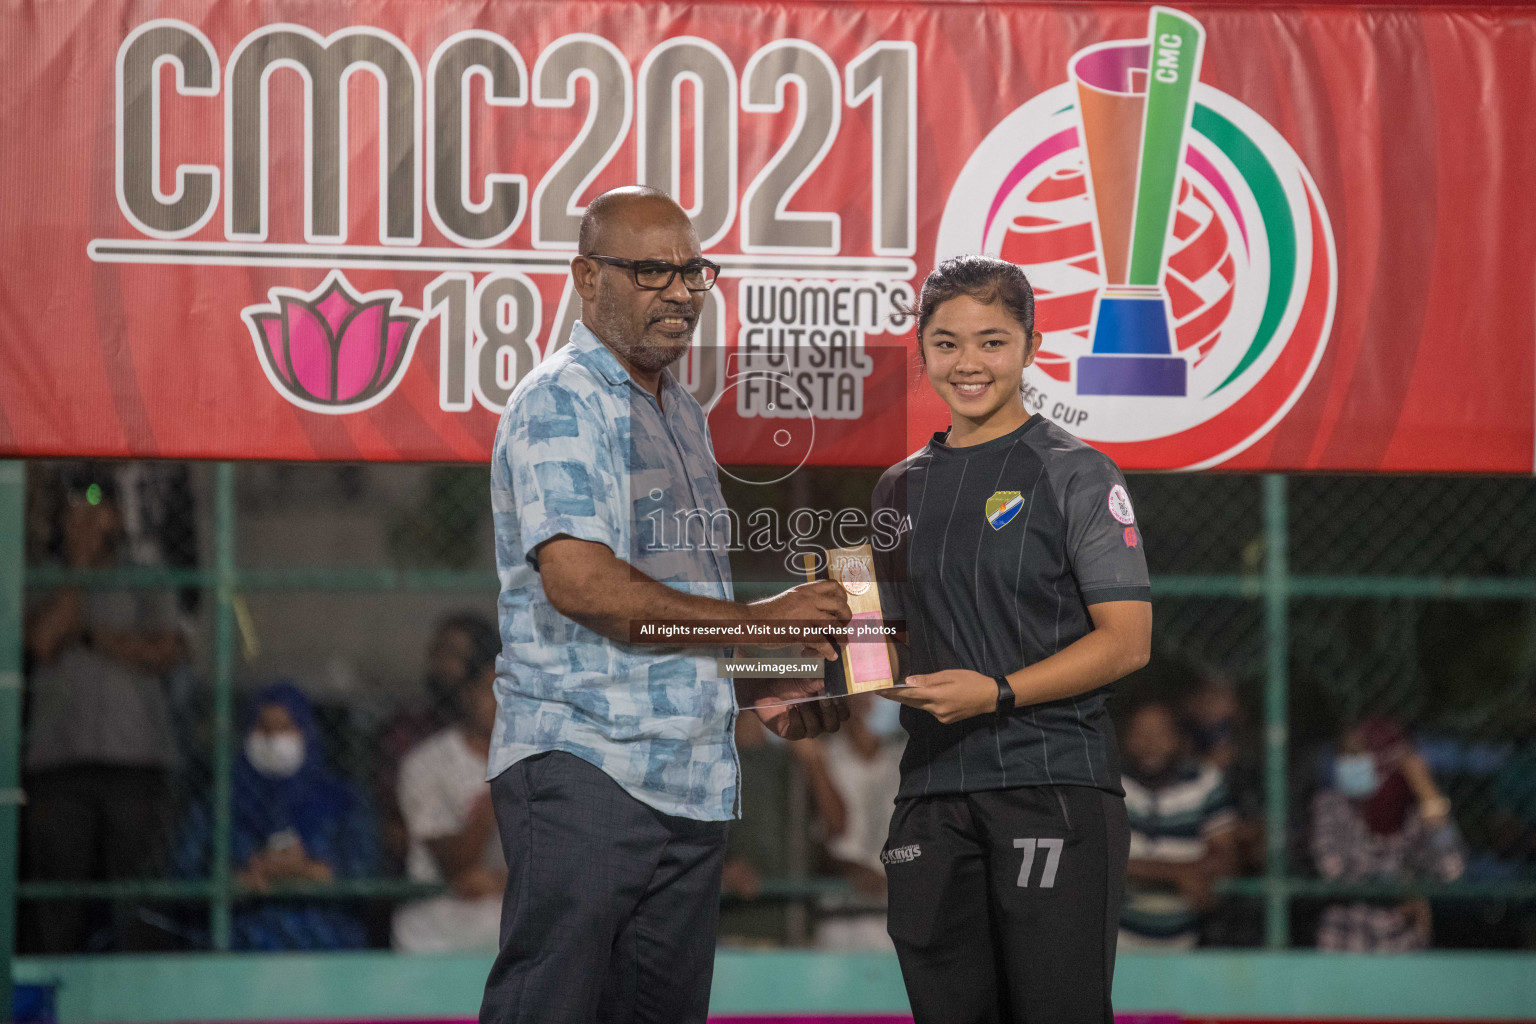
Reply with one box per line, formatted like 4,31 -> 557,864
242,271 -> 424,414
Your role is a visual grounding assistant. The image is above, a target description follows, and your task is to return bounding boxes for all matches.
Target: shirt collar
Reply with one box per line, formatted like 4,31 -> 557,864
926,414 -> 1044,458
569,320 -> 682,402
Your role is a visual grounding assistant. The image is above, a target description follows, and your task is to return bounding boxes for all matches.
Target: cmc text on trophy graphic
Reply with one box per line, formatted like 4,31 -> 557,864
1070,7 -> 1205,396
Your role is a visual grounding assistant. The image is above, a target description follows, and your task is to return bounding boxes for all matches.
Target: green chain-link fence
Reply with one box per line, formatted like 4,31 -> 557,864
3,461 -> 1535,978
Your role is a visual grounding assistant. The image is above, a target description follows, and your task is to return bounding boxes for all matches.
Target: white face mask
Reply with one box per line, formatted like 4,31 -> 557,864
246,731 -> 306,778
1334,752 -> 1379,798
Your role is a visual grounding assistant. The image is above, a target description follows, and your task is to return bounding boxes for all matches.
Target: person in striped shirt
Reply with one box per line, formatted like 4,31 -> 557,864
1117,699 -> 1239,949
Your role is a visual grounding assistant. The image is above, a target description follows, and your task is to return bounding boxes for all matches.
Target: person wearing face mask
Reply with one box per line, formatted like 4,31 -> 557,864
1117,701 -> 1238,950
1309,718 -> 1465,951
174,682 -> 380,949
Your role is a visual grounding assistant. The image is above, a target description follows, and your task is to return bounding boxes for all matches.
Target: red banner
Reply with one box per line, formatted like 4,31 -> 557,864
1,1 -> 1532,471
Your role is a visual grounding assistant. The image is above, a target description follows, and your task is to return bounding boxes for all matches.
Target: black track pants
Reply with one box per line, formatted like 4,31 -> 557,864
882,784 -> 1130,1024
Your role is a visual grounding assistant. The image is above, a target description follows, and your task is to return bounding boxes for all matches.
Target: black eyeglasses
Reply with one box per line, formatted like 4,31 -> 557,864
582,254 -> 720,292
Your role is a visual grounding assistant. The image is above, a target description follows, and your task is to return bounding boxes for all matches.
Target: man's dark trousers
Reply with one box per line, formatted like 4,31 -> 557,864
479,750 -> 727,1024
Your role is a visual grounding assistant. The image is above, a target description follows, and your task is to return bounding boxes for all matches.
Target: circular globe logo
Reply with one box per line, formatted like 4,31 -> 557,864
936,7 -> 1337,469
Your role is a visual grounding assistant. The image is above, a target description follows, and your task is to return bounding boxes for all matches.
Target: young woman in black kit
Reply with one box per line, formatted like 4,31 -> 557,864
872,255 -> 1153,1023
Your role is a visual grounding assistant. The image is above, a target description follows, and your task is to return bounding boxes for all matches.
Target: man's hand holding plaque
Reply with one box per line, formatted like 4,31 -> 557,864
740,544 -> 907,710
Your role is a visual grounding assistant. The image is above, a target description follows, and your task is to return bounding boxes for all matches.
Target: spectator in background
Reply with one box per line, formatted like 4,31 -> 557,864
175,683 -> 379,950
1486,694 -> 1536,883
1310,717 -> 1465,951
1182,674 -> 1267,946
1183,675 -> 1240,773
392,654 -> 506,953
375,612 -> 500,869
718,710 -> 846,947
387,612 -> 502,749
22,467 -> 186,952
813,693 -> 903,952
719,710 -> 795,946
1119,700 -> 1239,950
110,461 -> 200,612
425,613 -> 504,719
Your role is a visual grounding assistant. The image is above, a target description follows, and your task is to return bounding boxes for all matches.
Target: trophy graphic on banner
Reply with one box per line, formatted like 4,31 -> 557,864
1070,7 -> 1205,397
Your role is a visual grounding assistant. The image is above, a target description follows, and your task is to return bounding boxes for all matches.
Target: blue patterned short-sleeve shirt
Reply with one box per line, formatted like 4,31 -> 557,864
488,320 -> 739,821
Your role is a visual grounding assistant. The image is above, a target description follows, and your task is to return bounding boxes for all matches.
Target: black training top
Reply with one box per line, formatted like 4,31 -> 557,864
871,414 -> 1151,799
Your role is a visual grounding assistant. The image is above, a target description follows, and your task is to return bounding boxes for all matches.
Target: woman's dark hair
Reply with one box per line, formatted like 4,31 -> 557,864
903,255 -> 1037,360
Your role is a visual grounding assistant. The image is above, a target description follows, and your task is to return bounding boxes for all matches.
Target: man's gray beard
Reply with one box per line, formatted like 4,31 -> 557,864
590,303 -> 690,374
619,332 -> 689,374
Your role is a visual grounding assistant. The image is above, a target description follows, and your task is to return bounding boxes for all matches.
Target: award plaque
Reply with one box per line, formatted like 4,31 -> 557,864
804,544 -> 897,696
741,545 -> 906,708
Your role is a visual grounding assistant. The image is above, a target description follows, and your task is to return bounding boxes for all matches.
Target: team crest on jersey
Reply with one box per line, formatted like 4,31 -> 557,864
985,491 -> 1025,530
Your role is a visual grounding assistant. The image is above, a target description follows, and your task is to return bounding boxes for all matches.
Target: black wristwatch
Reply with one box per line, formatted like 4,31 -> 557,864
994,674 -> 1016,713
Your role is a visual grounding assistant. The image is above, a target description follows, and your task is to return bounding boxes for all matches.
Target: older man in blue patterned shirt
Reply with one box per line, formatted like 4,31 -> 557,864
479,187 -> 851,1024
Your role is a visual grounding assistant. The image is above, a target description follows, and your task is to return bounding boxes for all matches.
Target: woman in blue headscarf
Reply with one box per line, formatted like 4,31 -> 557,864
176,682 -> 379,949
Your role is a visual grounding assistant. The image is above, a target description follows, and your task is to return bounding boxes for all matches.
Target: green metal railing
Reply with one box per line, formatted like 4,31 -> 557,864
1263,473 -> 1290,948
2,462 -> 24,1017
4,460 -> 1536,1002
